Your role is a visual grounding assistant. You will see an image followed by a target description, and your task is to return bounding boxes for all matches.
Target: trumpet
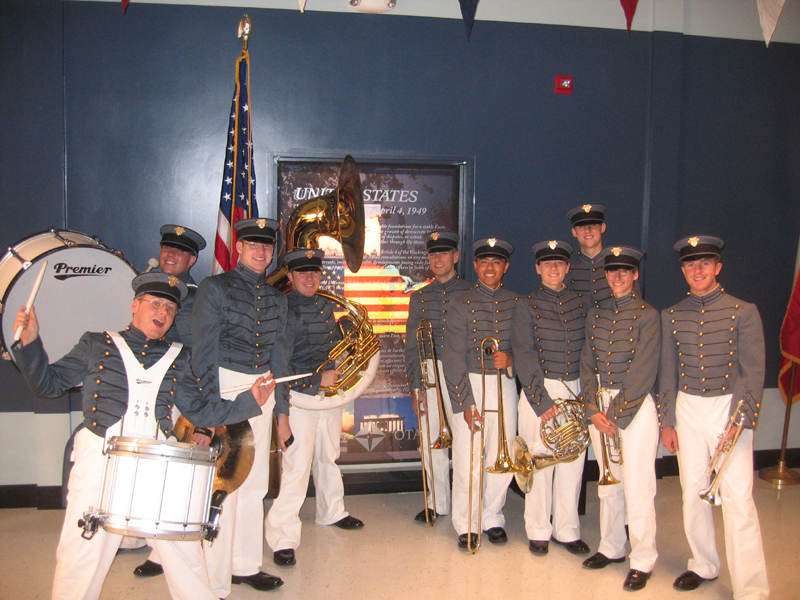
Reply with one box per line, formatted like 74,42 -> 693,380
414,319 -> 452,525
512,381 -> 591,494
700,399 -> 746,506
595,377 -> 622,486
466,337 -> 521,552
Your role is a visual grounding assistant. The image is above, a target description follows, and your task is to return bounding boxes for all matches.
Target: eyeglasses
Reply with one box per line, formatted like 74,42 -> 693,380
139,298 -> 178,316
243,240 -> 273,250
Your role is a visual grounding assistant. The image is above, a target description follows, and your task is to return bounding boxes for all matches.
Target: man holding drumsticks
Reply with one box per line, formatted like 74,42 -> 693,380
11,272 -> 272,600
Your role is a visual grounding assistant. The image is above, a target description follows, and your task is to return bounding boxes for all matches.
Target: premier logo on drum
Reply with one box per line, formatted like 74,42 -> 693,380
52,262 -> 113,280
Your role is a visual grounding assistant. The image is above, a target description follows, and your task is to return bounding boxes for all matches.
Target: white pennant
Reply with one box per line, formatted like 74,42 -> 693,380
757,0 -> 787,46
299,0 -> 308,13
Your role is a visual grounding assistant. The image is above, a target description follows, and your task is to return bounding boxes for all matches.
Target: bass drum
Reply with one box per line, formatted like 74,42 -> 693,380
0,229 -> 138,362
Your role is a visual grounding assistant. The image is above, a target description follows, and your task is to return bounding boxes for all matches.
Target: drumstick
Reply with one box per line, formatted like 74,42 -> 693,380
220,372 -> 314,395
142,258 -> 159,274
14,261 -> 48,342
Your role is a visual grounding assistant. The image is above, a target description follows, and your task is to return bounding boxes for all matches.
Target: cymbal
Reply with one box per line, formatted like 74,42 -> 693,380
173,415 -> 255,495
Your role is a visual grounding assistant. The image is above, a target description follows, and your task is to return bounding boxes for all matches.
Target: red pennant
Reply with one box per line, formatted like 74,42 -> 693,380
122,0 -> 130,15
620,0 -> 638,34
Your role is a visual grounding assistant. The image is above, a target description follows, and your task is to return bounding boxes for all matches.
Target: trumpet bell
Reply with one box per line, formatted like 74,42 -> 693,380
511,436 -> 534,493
431,430 -> 452,450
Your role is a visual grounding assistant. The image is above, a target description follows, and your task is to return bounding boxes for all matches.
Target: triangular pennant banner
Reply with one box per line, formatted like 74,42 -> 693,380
299,0 -> 308,13
121,0 -> 130,14
620,0 -> 638,34
459,0 -> 480,40
757,0 -> 786,47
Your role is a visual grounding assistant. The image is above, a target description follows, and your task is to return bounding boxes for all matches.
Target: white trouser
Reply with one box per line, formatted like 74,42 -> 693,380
518,378 -> 585,543
451,371 -> 518,536
675,392 -> 769,600
204,368 -> 272,598
53,428 -> 216,600
418,359 -> 454,515
265,398 -> 348,552
588,393 -> 658,573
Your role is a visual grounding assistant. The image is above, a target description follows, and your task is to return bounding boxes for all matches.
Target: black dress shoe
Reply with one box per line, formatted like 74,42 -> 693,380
551,537 -> 591,555
528,540 -> 549,555
273,549 -> 296,566
333,516 -> 364,530
458,533 -> 480,548
133,560 -> 164,577
484,527 -> 507,544
231,572 -> 284,591
623,569 -> 650,591
673,570 -> 717,591
582,552 -> 626,569
415,508 -> 436,522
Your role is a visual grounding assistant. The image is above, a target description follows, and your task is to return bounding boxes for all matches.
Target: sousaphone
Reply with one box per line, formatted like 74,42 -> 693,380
266,156 -> 381,498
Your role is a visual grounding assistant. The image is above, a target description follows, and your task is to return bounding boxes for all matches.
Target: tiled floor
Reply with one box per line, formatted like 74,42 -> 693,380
1,475 -> 797,599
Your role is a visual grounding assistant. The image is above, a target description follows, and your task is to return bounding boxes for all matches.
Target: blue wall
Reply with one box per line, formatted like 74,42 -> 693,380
2,1 -> 799,413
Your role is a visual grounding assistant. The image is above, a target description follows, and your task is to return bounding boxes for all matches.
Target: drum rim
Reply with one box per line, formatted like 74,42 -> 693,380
0,230 -> 138,358
106,436 -> 219,462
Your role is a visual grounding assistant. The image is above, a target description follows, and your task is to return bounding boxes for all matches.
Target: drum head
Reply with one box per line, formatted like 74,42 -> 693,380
1,233 -> 137,362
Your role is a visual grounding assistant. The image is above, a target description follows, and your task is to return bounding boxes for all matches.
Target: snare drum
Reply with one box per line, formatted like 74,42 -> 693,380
0,229 -> 137,362
95,436 -> 218,540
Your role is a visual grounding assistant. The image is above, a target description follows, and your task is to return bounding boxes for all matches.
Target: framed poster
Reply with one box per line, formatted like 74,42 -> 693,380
274,156 -> 473,469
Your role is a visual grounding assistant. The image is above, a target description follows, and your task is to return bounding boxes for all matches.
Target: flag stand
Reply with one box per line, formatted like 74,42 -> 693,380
759,362 -> 800,486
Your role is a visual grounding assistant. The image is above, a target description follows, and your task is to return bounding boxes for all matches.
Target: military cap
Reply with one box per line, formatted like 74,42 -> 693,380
472,237 -> 513,260
425,230 -> 459,253
566,203 -> 607,227
599,245 -> 643,270
132,272 -> 188,306
532,240 -> 573,262
285,248 -> 324,272
235,218 -> 279,244
159,224 -> 206,256
673,235 -> 724,261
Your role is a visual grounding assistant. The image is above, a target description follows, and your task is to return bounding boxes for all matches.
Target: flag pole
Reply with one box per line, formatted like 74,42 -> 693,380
759,362 -> 800,485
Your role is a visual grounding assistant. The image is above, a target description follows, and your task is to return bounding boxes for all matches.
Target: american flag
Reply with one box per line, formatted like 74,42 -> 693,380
212,50 -> 258,274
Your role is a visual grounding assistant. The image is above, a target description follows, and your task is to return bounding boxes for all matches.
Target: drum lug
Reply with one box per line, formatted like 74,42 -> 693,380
7,247 -> 32,271
51,230 -> 75,248
78,509 -> 102,540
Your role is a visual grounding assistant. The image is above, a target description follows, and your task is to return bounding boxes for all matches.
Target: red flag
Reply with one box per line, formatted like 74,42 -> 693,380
620,0 -> 638,34
121,0 -> 130,14
779,267 -> 800,405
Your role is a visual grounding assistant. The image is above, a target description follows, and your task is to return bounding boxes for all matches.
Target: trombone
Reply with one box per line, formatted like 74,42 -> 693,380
414,319 -> 452,526
466,337 -> 522,553
595,376 -> 622,486
700,399 -> 746,506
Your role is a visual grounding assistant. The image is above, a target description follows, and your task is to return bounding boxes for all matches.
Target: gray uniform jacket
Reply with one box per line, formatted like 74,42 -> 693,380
513,286 -> 586,417
404,274 -> 472,392
580,293 -> 660,430
162,269 -> 198,348
568,251 -> 612,308
12,325 -> 260,438
443,282 -> 521,414
658,286 -> 765,430
271,289 -> 341,415
191,262 -> 288,405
